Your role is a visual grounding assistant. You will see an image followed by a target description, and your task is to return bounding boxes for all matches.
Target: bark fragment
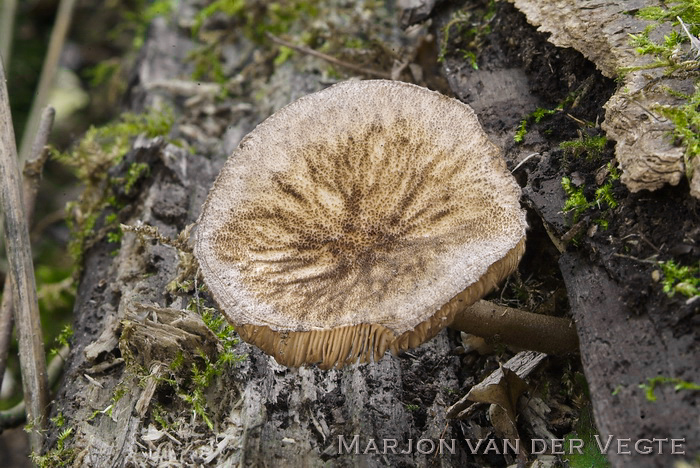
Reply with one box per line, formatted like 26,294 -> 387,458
507,0 -> 696,197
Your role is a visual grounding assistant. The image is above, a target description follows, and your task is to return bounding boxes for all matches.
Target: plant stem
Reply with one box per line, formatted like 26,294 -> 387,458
0,0 -> 17,67
266,33 -> 392,80
451,300 -> 579,355
0,345 -> 69,429
18,0 -> 77,165
0,106 -> 53,394
0,57 -> 49,456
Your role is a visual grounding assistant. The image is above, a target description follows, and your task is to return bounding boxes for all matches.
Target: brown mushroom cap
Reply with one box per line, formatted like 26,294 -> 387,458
195,80 -> 526,368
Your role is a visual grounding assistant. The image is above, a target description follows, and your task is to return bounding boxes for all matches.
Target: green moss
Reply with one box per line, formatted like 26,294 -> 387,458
54,106 -> 174,270
514,105 -> 563,143
562,161 -> 620,227
273,45 -> 295,66
606,160 -> 621,180
189,0 -> 320,86
637,1 -> 700,27
170,298 -> 246,430
563,405 -> 610,468
560,135 -> 608,160
623,2 -> 700,74
192,0 -> 319,47
50,412 -> 66,428
656,84 -> 700,180
112,382 -> 128,406
123,162 -> 151,195
84,60 -> 121,88
180,351 -> 224,430
106,229 -> 123,244
640,376 -> 700,401
31,427 -> 75,467
562,177 -> 591,223
170,350 -> 185,371
514,119 -> 528,143
81,0 -> 175,107
192,0 -> 246,37
151,403 -> 171,430
129,292 -> 247,432
438,1 -> 496,69
623,2 -> 700,183
594,182 -> 618,210
64,208 -> 99,266
659,260 -> 700,297
627,24 -> 679,68
50,324 -> 74,356
118,0 -> 175,50
196,300 -> 240,353
189,45 -> 228,85
54,107 -> 172,182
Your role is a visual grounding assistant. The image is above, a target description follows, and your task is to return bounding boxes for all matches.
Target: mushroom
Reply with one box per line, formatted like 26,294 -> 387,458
194,79 -> 575,369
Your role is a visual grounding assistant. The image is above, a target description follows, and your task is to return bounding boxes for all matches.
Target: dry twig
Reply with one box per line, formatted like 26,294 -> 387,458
18,0 -> 77,164
0,58 -> 50,455
266,33 -> 392,80
0,346 -> 69,429
0,0 -> 17,66
0,107 -> 54,393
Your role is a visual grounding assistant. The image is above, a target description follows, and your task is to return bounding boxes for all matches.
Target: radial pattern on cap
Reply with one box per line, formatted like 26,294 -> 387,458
195,80 -> 526,367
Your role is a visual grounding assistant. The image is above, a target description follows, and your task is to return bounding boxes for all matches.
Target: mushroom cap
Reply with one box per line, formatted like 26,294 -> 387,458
195,80 -> 527,368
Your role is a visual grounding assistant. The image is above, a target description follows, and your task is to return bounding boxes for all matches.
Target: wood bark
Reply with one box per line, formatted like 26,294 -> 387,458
560,254 -> 700,468
506,0 -> 699,197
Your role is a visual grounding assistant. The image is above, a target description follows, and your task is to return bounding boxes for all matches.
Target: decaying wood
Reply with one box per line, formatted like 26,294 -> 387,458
446,350 -> 547,419
0,58 -> 50,455
506,0 -> 699,197
559,253 -> 700,468
45,2 -> 699,467
58,136 -> 465,466
520,123 -> 700,468
51,18 -> 467,467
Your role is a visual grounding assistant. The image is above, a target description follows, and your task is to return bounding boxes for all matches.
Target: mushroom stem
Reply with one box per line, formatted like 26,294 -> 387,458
450,300 -> 579,355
